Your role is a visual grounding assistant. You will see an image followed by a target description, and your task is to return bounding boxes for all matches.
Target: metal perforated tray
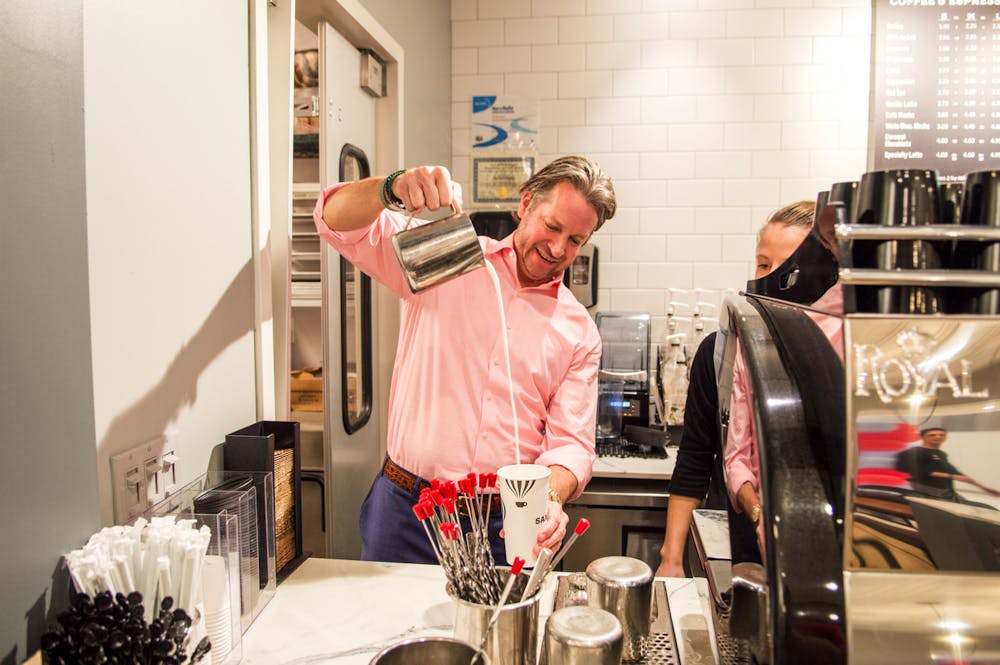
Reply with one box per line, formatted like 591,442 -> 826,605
552,574 -> 680,665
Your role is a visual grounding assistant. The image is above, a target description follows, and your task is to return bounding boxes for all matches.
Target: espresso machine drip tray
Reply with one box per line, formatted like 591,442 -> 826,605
552,574 -> 681,665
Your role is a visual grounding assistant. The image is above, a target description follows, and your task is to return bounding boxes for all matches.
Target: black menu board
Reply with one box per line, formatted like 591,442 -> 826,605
872,0 -> 1000,183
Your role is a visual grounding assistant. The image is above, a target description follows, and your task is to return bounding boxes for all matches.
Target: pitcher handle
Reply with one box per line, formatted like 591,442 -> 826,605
402,196 -> 462,231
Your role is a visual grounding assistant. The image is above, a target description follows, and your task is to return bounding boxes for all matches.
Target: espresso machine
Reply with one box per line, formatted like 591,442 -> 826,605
702,169 -> 1000,664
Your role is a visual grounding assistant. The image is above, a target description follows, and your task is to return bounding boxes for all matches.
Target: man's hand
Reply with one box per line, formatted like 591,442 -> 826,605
534,500 -> 569,556
391,166 -> 462,216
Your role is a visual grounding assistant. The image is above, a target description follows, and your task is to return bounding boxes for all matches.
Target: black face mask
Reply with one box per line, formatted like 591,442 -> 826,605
745,226 -> 839,306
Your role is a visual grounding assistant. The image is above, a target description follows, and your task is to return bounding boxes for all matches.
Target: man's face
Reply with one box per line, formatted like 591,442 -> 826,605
922,428 -> 947,448
513,182 -> 598,288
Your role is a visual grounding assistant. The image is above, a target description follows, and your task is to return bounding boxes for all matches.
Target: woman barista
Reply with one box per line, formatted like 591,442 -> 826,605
656,201 -> 816,577
724,203 -> 843,561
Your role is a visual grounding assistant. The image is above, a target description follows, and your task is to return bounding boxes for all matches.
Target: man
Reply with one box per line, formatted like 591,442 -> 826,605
313,157 -> 616,563
895,427 -> 1000,503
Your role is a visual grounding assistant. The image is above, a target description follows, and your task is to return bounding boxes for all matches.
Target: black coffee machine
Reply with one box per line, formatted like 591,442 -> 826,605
595,312 -> 651,435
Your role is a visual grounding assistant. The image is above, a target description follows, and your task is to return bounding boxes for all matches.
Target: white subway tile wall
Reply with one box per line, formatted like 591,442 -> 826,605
452,0 -> 870,337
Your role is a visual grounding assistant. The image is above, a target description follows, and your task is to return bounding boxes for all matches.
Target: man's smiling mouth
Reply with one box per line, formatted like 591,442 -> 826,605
536,248 -> 557,264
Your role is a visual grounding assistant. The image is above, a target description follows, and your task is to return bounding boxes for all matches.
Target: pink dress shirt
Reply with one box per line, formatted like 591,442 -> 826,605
313,183 -> 600,499
724,284 -> 844,509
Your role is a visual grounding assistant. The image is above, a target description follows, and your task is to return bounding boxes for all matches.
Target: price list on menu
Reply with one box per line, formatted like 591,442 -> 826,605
872,0 -> 1000,182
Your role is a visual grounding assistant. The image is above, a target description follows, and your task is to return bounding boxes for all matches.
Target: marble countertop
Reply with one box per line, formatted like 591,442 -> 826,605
240,558 -> 717,664
592,451 -> 675,480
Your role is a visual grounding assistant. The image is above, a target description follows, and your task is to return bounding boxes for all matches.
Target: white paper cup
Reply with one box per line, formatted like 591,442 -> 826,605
497,464 -> 551,566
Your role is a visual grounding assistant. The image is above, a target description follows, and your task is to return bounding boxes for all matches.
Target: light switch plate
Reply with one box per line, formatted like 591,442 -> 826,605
110,435 -> 178,524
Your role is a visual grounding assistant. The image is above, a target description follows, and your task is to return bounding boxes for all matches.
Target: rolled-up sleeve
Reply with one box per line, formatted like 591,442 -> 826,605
534,331 -> 601,501
312,182 -> 414,299
724,345 -> 759,511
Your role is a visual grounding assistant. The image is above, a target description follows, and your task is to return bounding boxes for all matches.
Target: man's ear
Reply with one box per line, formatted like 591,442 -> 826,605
517,191 -> 532,221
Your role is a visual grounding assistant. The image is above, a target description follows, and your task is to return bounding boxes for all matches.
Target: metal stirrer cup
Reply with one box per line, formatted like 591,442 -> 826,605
472,557 -> 526,665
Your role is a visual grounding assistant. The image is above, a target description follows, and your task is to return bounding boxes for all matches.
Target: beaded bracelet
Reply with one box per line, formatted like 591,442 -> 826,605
379,169 -> 407,211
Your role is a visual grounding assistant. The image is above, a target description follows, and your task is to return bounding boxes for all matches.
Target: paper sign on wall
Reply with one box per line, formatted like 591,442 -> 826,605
470,95 -> 539,210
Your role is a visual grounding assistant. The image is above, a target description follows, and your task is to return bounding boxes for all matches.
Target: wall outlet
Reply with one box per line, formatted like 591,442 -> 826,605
110,435 -> 180,524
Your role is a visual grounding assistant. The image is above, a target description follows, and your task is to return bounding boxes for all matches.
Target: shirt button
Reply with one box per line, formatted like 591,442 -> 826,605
493,359 -> 500,366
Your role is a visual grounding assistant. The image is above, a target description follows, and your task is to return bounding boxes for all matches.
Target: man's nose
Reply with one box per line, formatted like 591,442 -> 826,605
548,236 -> 568,258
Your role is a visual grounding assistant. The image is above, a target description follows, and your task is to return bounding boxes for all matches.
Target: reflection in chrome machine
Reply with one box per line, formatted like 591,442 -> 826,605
703,169 -> 1000,665
845,318 -> 1000,663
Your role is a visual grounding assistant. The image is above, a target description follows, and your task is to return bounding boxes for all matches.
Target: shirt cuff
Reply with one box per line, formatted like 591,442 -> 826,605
534,447 -> 595,502
312,181 -> 385,246
726,466 -> 756,513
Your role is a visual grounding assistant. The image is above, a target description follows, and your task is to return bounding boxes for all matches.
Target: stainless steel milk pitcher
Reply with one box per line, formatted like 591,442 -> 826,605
391,209 -> 487,293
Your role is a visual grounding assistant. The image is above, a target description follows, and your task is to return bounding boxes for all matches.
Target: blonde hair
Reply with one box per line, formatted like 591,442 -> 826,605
757,200 -> 815,243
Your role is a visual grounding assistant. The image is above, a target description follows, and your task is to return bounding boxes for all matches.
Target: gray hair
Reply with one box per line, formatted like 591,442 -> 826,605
517,155 -> 617,231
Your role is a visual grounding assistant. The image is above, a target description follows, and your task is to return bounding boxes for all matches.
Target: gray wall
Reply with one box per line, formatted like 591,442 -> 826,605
359,0 -> 452,168
1,2 -> 102,663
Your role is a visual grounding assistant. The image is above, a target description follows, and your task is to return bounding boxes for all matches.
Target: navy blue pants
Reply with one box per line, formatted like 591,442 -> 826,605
359,468 -> 507,565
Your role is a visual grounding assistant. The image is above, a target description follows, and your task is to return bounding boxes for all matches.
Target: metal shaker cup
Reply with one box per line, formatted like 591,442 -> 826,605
369,636 -> 490,664
539,605 -> 623,665
585,556 -> 653,662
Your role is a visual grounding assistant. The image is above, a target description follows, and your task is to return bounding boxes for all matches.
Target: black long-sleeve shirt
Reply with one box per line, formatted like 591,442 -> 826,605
667,331 -> 760,563
667,331 -> 726,507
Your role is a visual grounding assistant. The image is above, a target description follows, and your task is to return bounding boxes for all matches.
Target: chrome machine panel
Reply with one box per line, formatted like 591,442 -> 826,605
844,317 -> 1000,663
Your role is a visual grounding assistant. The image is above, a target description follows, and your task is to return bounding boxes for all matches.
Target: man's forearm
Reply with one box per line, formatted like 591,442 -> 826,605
321,176 -> 387,232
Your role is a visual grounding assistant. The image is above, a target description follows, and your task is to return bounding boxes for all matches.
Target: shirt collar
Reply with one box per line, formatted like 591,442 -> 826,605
484,232 -> 563,296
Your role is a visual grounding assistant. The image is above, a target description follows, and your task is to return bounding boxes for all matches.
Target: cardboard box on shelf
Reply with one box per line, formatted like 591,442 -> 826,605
291,367 -> 322,412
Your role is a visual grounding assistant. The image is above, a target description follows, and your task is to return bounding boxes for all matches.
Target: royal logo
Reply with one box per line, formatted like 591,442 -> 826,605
853,327 -> 989,404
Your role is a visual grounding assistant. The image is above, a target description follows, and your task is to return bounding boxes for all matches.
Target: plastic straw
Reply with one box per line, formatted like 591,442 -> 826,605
155,556 -> 172,611
113,555 -> 135,594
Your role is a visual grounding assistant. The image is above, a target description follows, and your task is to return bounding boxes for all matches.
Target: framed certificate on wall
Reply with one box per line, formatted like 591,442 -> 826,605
471,155 -> 535,207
